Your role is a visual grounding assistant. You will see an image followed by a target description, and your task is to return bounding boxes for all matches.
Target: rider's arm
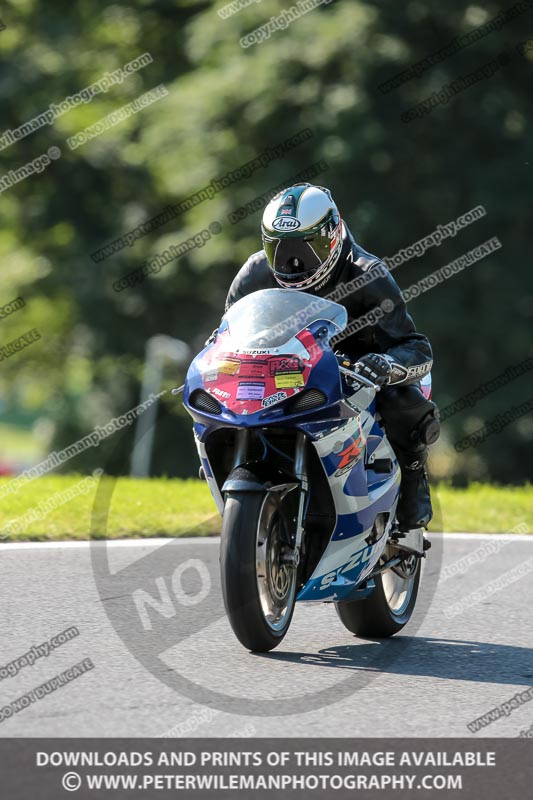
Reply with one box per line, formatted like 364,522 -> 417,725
225,252 -> 274,312
355,265 -> 433,386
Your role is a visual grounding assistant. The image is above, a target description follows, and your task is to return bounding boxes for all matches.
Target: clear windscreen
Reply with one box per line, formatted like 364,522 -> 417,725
220,289 -> 347,349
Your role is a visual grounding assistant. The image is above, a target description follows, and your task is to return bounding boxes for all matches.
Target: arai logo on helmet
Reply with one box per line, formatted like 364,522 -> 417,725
272,216 -> 301,232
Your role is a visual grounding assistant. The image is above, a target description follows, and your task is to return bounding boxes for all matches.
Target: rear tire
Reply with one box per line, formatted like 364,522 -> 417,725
336,551 -> 421,638
220,491 -> 297,652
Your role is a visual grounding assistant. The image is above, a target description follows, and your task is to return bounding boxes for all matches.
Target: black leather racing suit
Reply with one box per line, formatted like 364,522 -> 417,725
225,224 -> 440,529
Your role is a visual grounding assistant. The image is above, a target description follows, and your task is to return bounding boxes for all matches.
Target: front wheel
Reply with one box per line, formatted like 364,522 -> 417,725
336,549 -> 421,638
220,491 -> 297,652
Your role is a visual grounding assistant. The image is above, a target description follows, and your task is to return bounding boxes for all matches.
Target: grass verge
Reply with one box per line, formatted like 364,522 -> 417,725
0,476 -> 530,541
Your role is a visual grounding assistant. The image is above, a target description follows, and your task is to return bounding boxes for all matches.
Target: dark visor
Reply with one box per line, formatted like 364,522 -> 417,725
263,235 -> 331,282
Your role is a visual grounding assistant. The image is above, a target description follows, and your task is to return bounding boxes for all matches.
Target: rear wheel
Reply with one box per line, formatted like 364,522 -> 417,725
220,491 -> 297,652
336,546 -> 421,638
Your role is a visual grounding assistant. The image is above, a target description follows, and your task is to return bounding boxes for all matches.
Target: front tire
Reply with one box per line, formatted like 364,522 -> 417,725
336,550 -> 421,638
220,491 -> 297,652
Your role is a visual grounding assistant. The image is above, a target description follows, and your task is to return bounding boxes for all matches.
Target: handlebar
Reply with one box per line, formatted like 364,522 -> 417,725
338,366 -> 381,393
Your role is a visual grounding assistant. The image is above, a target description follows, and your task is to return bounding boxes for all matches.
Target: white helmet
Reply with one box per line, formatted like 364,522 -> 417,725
261,183 -> 344,290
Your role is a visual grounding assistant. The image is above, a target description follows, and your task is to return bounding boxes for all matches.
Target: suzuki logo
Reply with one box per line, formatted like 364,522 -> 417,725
337,438 -> 362,470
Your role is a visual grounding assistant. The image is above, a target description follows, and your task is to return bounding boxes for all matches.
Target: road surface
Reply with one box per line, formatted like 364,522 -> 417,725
0,533 -> 532,737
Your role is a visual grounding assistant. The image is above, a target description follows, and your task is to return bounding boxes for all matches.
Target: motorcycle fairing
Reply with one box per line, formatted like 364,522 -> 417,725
297,402 -> 400,602
192,329 -> 325,416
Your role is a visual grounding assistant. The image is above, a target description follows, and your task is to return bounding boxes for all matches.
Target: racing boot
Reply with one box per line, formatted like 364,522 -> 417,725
396,448 -> 433,531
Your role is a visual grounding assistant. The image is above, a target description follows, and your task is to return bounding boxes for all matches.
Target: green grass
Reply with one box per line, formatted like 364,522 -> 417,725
0,476 -> 530,541
0,475 -> 220,541
431,483 -> 532,534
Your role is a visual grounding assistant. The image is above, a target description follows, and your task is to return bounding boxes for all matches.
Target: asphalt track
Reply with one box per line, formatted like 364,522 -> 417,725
0,533 -> 532,737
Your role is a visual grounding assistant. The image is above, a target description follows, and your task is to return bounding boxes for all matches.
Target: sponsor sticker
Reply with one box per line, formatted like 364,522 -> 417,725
261,391 -> 288,408
239,360 -> 267,378
218,358 -> 240,375
274,372 -> 305,389
236,382 -> 265,400
212,387 -> 230,399
204,370 -> 218,382
268,356 -> 301,376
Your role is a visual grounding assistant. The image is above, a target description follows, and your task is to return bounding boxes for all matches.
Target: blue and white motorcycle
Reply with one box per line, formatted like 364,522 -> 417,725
183,289 -> 430,652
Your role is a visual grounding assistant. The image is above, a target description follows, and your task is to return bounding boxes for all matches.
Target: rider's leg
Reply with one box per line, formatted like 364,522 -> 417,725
376,384 -> 440,531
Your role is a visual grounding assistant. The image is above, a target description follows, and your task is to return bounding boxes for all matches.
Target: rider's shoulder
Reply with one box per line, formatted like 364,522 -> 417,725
244,249 -> 269,269
238,250 -> 273,288
347,238 -> 385,274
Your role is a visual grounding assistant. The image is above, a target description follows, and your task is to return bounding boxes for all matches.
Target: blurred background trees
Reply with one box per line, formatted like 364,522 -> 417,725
0,0 -> 531,483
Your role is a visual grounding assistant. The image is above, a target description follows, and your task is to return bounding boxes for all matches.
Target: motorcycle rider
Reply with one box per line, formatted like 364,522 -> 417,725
223,183 -> 440,531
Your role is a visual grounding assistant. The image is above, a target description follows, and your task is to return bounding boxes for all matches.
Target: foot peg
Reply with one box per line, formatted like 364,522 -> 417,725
365,458 -> 393,473
389,527 -> 426,556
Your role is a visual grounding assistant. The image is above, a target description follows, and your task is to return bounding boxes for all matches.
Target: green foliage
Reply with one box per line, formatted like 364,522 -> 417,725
0,0 -> 531,482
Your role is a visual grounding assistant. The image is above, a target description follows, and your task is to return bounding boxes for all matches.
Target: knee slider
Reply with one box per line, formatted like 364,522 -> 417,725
378,385 -> 440,447
410,407 -> 441,446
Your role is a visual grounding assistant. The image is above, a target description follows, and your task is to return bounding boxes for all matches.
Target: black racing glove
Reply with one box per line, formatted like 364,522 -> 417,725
353,353 -> 392,387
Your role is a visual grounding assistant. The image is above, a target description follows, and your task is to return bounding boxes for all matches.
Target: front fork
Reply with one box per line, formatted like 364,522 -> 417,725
284,431 -> 308,569
232,428 -> 308,569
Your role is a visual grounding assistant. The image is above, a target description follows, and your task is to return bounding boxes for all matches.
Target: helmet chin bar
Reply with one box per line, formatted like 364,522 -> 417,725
273,254 -> 337,290
273,263 -> 317,285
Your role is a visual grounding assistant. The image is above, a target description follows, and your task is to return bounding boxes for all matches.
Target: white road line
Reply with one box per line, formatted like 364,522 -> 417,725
0,537 -> 219,550
431,533 -> 532,541
0,532 -> 531,550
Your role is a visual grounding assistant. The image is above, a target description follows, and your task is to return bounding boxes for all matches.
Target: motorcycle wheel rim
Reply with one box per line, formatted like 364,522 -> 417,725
256,495 -> 296,632
381,550 -> 418,617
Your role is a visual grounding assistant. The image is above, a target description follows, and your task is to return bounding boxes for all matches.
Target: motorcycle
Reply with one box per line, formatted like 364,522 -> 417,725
183,288 -> 430,652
